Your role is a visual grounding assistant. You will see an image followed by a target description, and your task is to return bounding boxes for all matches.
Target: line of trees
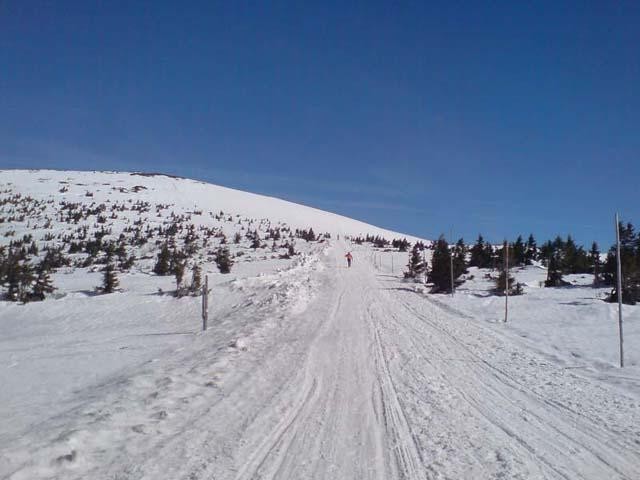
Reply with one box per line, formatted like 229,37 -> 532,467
402,223 -> 639,304
603,222 -> 640,304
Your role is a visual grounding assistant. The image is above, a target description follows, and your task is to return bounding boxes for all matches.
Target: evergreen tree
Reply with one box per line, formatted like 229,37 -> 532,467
494,241 -> 515,271
3,253 -> 21,301
215,247 -> 233,274
153,243 -> 171,275
404,244 -> 427,280
116,242 -> 127,263
453,238 -> 467,277
494,270 -> 523,296
250,231 -> 261,249
525,234 -> 537,265
562,235 -> 590,273
17,261 -> 35,302
101,262 -> 119,294
512,235 -> 526,266
31,268 -> 55,301
606,221 -> 640,304
484,242 -> 495,269
393,238 -> 410,252
545,253 -> 567,287
174,260 -> 186,297
169,248 -> 186,276
538,240 -> 553,267
589,241 -> 601,286
427,235 -> 458,293
469,235 -> 485,268
190,264 -> 202,295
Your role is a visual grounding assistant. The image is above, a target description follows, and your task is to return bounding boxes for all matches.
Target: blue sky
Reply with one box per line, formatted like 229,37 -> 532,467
1,1 -> 638,249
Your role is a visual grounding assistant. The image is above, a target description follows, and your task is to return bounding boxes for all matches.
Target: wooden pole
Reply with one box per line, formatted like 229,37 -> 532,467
391,255 -> 394,274
615,213 -> 624,367
202,274 -> 208,331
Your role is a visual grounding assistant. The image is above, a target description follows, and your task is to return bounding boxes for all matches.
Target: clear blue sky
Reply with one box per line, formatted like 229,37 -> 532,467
1,1 -> 638,249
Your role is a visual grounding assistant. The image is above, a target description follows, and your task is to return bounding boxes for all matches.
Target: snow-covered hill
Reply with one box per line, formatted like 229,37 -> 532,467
1,169 -> 639,480
0,169 -> 419,242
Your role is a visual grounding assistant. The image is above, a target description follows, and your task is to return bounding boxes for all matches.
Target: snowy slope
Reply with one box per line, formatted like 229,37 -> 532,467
1,169 -> 640,479
0,169 -> 418,241
2,241 -> 639,480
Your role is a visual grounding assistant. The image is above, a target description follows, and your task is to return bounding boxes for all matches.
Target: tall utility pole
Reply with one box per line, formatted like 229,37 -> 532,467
615,213 -> 624,368
504,241 -> 509,323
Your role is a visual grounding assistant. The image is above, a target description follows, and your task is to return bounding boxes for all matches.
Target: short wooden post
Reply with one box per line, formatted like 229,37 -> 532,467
202,275 -> 208,331
391,255 -> 394,273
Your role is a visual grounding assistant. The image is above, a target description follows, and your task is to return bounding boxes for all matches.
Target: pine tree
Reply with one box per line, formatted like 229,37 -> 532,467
4,253 -> 21,301
215,247 -> 233,274
469,235 -> 486,268
153,243 -> 171,275
427,235 -> 456,293
539,240 -> 554,267
17,260 -> 35,303
512,235 -> 526,266
484,242 -> 495,269
31,268 -> 55,301
589,242 -> 601,286
404,244 -> 427,280
494,270 -> 522,295
102,262 -> 119,293
190,264 -> 202,295
606,221 -> 640,304
393,238 -> 410,252
306,228 -> 316,242
545,253 -> 567,287
494,241 -> 515,271
453,238 -> 467,277
525,234 -> 537,265
250,231 -> 261,249
174,260 -> 186,297
562,235 -> 579,273
116,242 -> 127,263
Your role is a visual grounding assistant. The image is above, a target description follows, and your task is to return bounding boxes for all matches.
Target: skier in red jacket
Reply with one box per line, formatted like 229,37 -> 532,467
345,252 -> 353,268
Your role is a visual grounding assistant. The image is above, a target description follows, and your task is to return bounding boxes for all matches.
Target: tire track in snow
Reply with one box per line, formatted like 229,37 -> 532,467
233,378 -> 320,480
404,296 -> 640,476
233,288 -> 347,480
383,289 -> 640,479
367,300 -> 427,480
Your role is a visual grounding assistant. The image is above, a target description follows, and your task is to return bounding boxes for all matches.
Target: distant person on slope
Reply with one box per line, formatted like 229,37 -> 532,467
345,252 -> 353,268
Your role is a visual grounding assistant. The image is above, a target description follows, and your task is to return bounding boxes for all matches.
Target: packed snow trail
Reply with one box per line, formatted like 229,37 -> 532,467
4,241 -> 640,479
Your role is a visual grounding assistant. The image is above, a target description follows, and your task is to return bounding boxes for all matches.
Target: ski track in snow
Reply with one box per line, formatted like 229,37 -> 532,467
2,240 -> 640,479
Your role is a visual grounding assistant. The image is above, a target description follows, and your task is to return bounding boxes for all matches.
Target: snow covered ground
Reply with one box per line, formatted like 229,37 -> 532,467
1,170 -> 639,479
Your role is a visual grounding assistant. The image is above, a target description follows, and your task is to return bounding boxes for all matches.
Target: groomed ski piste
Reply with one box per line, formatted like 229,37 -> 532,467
1,170 -> 639,479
